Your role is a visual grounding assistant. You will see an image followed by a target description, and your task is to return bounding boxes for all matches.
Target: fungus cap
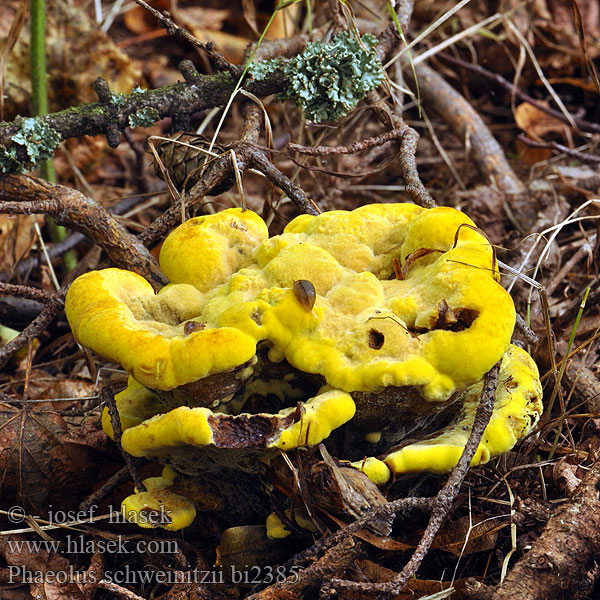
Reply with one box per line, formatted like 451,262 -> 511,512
121,466 -> 196,531
66,204 -> 515,401
382,344 -> 543,477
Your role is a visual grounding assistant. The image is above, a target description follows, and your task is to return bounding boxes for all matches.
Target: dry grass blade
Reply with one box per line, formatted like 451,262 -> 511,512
570,0 -> 600,97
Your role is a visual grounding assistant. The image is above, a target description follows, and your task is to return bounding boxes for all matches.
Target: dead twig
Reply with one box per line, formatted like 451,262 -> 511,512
413,62 -> 525,197
247,496 -> 433,598
515,313 -> 540,346
440,53 -> 600,135
0,282 -> 54,304
464,457 -> 600,600
554,286 -> 600,331
96,579 -> 147,600
0,67 -> 287,162
517,134 -> 600,164
79,465 -> 135,513
0,292 -> 64,367
103,385 -> 146,494
366,91 -> 435,208
250,152 -> 320,215
0,175 -> 167,290
246,537 -> 362,600
0,192 -> 158,282
139,102 -> 320,246
134,0 -> 241,77
288,129 -> 405,156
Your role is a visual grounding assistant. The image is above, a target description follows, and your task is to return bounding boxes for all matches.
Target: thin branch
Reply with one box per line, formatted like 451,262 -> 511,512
366,91 -> 435,208
0,192 -> 152,282
440,52 -> 600,135
251,152 -> 320,215
288,129 -> 405,156
134,0 -> 241,77
0,175 -> 167,289
247,497 -> 433,598
464,457 -> 600,600
515,312 -> 539,345
0,293 -> 64,367
95,579 -> 147,600
0,282 -> 54,303
78,465 -> 133,513
103,384 -> 147,493
517,134 -> 600,164
0,70 -> 286,165
413,62 -> 525,197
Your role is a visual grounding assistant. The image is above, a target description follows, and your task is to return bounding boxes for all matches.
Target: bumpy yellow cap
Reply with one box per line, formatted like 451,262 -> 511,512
383,345 -> 543,476
67,204 -> 514,399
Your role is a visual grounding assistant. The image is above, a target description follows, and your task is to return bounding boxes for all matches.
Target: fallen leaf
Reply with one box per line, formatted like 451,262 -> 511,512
553,457 -> 583,495
241,0 -> 260,37
514,102 -> 569,141
0,535 -> 85,600
0,404 -> 112,513
0,215 -> 43,272
431,514 -> 504,555
216,525 -> 293,576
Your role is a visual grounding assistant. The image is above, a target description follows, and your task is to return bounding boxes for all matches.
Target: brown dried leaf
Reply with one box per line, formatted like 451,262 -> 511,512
3,3 -> 142,120
0,404 -> 109,513
0,215 -> 43,272
553,457 -> 583,494
241,0 -> 260,37
53,136 -> 111,179
515,137 -> 553,165
174,6 -> 230,32
123,0 -> 170,34
354,559 -> 465,599
176,19 -> 249,63
268,448 -> 389,538
28,378 -> 97,411
430,514 -> 503,555
0,536 -> 85,600
265,2 -> 302,39
514,102 -> 569,140
216,525 -> 291,574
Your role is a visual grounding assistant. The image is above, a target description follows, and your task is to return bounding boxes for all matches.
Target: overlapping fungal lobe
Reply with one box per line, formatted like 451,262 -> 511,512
65,203 -> 542,528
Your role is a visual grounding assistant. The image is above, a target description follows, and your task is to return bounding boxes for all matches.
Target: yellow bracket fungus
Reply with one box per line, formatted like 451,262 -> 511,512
65,204 -> 543,530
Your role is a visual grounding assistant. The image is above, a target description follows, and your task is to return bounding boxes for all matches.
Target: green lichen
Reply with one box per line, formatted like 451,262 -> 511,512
0,146 -> 21,174
111,86 -> 145,108
0,117 -> 62,173
110,92 -> 127,108
249,32 -> 385,123
128,107 -> 160,129
248,58 -> 283,82
12,117 -> 62,163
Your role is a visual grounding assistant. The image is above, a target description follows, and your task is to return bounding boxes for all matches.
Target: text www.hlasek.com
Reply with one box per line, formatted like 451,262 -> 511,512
7,536 -> 178,556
